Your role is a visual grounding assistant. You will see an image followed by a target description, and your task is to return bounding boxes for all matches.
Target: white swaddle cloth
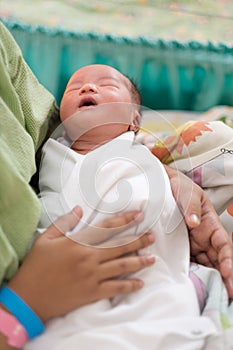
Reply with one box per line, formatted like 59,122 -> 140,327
25,132 -> 218,350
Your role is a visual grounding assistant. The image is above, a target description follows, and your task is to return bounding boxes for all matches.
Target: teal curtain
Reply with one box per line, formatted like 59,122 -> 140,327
3,19 -> 233,111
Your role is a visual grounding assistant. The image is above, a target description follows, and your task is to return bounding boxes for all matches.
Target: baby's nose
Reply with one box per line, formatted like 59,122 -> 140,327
79,83 -> 98,94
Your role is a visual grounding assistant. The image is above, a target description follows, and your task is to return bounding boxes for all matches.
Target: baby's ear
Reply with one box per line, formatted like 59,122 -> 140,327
132,110 -> 141,132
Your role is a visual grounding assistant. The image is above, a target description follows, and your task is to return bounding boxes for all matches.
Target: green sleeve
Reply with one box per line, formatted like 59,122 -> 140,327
0,21 -> 58,284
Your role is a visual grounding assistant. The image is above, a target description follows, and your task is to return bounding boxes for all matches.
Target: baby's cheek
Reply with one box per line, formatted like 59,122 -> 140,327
60,98 -> 77,122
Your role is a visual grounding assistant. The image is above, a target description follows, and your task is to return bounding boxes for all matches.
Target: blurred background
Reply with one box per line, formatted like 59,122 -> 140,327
2,1 -> 233,112
1,0 -> 233,45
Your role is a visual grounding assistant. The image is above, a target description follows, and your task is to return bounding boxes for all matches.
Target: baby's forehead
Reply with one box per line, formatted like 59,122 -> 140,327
69,65 -> 129,86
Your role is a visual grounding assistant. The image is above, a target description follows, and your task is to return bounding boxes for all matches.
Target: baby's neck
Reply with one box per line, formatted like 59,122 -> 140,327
71,139 -> 108,154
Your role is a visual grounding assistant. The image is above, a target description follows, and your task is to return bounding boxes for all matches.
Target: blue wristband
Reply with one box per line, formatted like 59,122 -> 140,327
0,286 -> 45,339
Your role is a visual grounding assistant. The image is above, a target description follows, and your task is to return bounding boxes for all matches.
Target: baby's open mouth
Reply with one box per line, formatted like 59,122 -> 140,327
79,97 -> 97,109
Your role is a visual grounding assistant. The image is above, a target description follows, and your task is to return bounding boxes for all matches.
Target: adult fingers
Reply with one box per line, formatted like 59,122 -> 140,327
99,254 -> 155,280
181,182 -> 202,229
99,232 -> 155,262
192,252 -> 214,268
98,279 -> 145,299
209,224 -> 233,278
43,206 -> 83,239
167,166 -> 201,228
69,210 -> 144,246
97,211 -> 144,229
224,278 -> 233,299
217,244 -> 233,279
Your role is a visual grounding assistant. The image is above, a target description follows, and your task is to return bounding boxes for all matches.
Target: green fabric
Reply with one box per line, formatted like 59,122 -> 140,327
0,21 -> 57,284
3,19 -> 233,112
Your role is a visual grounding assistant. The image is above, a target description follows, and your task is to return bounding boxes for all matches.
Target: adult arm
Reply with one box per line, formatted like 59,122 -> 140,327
165,164 -> 233,296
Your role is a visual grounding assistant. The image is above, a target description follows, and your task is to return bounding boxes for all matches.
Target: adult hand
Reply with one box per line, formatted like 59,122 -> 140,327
165,165 -> 233,297
8,207 -> 155,323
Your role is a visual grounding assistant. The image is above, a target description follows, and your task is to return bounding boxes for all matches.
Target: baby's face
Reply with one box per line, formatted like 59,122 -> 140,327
60,64 -> 136,141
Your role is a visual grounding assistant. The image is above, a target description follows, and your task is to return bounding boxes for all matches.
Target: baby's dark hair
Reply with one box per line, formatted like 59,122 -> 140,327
126,76 -> 142,115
